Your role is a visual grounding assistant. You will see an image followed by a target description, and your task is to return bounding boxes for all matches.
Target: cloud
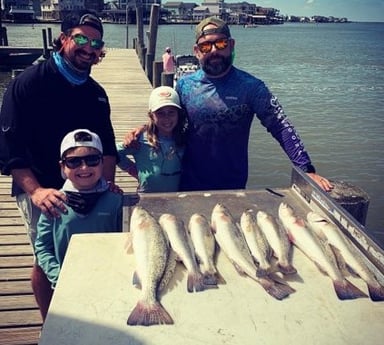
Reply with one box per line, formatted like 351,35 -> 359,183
306,0 -> 315,4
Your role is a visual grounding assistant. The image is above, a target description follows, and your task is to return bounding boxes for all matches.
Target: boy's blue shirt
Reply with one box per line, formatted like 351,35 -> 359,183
34,182 -> 123,287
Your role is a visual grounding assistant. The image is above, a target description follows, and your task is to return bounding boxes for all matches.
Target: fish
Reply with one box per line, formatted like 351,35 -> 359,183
307,211 -> 384,302
211,203 -> 295,300
159,213 -> 206,293
240,209 -> 273,277
256,210 -> 297,275
127,206 -> 174,326
278,202 -> 367,300
188,213 -> 222,285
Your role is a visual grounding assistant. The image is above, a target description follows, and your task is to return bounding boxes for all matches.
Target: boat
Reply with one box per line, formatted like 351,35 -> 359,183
174,54 -> 199,84
0,47 -> 44,69
243,23 -> 258,28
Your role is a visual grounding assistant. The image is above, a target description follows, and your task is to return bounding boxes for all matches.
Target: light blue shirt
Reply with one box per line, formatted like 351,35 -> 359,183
117,132 -> 184,192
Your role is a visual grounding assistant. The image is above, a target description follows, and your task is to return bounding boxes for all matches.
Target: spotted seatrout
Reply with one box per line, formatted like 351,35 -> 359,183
278,202 -> 367,300
159,213 -> 205,293
307,211 -> 384,302
211,203 -> 295,300
240,209 -> 273,277
256,210 -> 297,275
188,213 -> 222,285
127,206 -> 174,326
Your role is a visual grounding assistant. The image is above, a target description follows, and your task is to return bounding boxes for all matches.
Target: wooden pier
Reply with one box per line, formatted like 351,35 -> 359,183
0,49 -> 152,345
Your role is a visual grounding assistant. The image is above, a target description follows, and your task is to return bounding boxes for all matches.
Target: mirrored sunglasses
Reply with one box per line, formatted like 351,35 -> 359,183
197,38 -> 229,54
62,154 -> 102,169
71,33 -> 104,50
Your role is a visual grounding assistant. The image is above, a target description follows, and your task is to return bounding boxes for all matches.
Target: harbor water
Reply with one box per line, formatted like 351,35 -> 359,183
1,22 -> 383,246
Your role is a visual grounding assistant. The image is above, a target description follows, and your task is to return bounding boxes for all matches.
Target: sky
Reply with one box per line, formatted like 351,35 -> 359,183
224,0 -> 384,22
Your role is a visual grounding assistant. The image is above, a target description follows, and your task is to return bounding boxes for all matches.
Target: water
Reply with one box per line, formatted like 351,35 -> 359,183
1,22 -> 384,245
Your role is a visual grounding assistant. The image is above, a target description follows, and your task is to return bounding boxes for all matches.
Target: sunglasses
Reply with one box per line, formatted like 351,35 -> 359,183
197,38 -> 229,54
71,33 -> 104,50
62,154 -> 102,169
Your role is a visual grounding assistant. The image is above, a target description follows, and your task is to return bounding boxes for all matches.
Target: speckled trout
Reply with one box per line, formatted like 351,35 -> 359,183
256,210 -> 297,275
188,213 -> 222,285
278,202 -> 367,300
307,211 -> 384,302
159,213 -> 205,293
127,206 -> 174,326
211,203 -> 295,300
240,209 -> 273,277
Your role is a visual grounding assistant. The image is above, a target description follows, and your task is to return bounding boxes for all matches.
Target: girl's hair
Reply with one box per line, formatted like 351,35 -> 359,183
146,108 -> 188,150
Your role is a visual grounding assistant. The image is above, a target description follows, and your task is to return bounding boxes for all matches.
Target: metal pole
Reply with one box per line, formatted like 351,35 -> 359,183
125,4 -> 129,48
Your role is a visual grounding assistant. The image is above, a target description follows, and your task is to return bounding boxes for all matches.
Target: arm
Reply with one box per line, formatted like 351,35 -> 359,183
116,142 -> 139,179
255,90 -> 333,191
34,215 -> 61,287
11,168 -> 67,218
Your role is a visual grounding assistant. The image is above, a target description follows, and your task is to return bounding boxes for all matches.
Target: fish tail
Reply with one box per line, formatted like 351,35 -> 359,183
259,278 -> 296,300
127,300 -> 174,326
367,283 -> 384,302
333,279 -> 368,300
277,263 -> 297,276
202,272 -> 218,286
256,267 -> 270,278
187,272 -> 205,293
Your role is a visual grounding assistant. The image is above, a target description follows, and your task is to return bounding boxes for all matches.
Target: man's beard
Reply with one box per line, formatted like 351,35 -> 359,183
201,54 -> 232,76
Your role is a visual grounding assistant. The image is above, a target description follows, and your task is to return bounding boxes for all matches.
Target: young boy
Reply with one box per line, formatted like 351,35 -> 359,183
34,129 -> 123,320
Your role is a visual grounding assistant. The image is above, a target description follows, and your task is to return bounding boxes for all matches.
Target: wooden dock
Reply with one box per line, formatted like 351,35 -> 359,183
0,49 -> 152,345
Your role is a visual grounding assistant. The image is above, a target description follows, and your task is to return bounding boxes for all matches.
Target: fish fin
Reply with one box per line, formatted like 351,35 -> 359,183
132,271 -> 142,289
187,272 -> 205,293
329,245 -> 351,276
158,249 -> 178,292
334,279 -> 368,300
277,263 -> 298,276
214,271 -> 227,285
367,283 -> 384,302
127,300 -> 174,326
259,277 -> 296,300
231,261 -> 248,277
124,233 -> 133,254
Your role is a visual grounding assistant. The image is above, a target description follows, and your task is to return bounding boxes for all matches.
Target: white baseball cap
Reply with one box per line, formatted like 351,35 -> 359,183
148,86 -> 181,112
60,129 -> 103,157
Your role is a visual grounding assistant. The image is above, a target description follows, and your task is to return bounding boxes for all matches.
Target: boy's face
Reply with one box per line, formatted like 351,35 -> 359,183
60,147 -> 103,190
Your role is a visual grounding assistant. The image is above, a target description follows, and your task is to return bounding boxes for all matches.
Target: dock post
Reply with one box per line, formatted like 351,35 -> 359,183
153,61 -> 163,87
146,4 -> 160,84
329,180 -> 370,226
161,73 -> 174,87
0,26 -> 8,46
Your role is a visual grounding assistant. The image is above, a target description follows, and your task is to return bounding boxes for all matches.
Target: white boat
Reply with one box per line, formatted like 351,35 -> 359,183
174,54 -> 199,84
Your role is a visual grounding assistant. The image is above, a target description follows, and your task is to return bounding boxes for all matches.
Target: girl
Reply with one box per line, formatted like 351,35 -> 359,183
117,86 -> 187,192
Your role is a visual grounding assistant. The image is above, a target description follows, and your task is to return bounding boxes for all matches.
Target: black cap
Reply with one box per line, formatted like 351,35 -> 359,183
195,17 -> 231,42
61,11 -> 103,38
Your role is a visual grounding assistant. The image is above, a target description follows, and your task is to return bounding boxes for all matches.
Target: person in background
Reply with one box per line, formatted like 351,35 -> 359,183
34,129 -> 123,320
173,16 -> 333,192
116,86 -> 187,192
0,10 -> 120,320
162,47 -> 176,73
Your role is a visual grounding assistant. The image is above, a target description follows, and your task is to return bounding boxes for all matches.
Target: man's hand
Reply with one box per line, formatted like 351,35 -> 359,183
123,125 -> 146,149
126,165 -> 139,180
30,187 -> 67,218
107,181 -> 124,194
307,173 -> 334,192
